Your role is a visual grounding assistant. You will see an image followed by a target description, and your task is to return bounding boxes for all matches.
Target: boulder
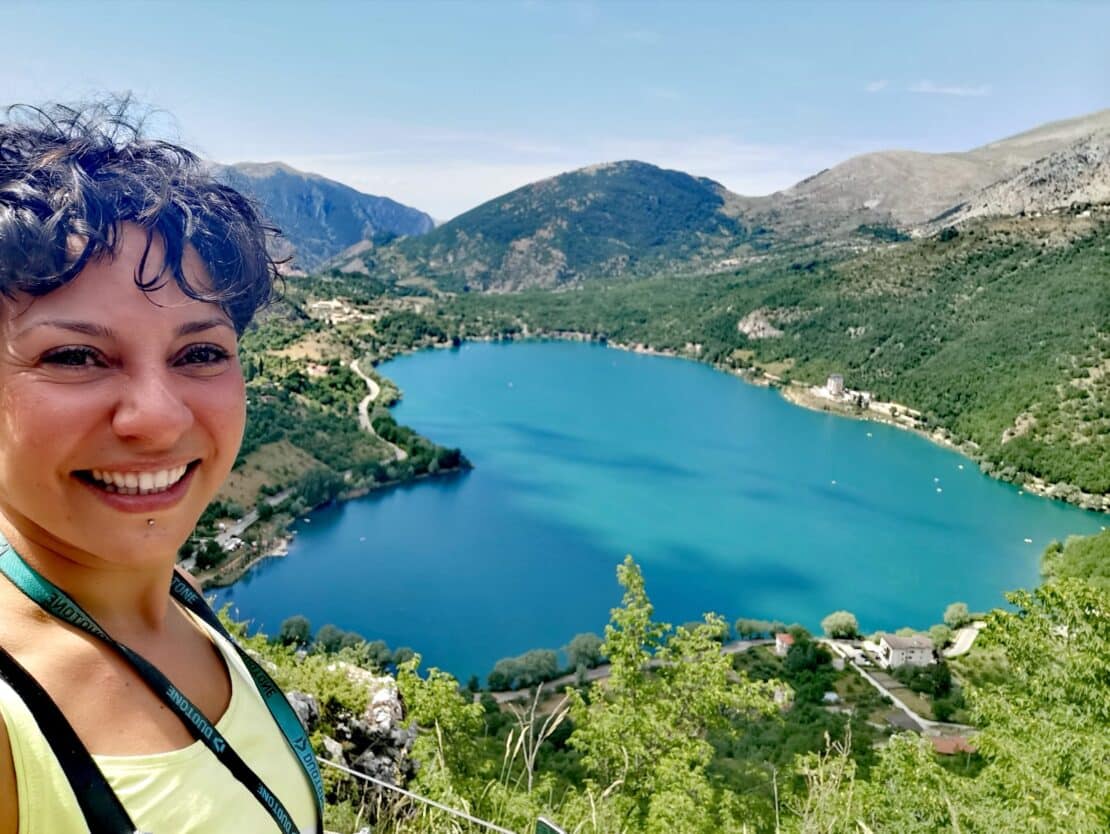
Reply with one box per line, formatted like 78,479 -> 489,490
286,691 -> 320,733
321,735 -> 345,765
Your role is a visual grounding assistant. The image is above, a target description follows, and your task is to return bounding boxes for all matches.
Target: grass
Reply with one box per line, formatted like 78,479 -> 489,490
217,439 -> 326,507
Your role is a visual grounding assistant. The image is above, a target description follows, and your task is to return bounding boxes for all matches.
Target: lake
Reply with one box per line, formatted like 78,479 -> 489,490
215,341 -> 1106,679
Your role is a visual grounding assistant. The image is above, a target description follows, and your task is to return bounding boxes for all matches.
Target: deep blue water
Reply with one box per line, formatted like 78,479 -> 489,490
215,341 -> 1106,679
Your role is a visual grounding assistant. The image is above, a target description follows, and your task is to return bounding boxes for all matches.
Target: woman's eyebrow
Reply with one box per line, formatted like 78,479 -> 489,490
174,318 -> 235,337
20,319 -> 115,339
18,317 -> 233,339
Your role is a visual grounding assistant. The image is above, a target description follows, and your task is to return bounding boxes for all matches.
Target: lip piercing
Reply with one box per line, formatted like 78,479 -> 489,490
147,519 -> 155,527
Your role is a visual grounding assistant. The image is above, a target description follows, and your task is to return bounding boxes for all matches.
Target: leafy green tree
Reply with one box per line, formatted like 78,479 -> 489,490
568,556 -> 778,832
928,623 -> 953,649
564,632 -> 604,670
297,467 -> 345,508
362,639 -> 393,670
278,615 -> 312,647
314,623 -> 345,653
516,649 -> 559,688
487,656 -> 519,691
392,646 -> 415,667
194,539 -> 223,571
944,601 -> 972,629
1041,530 -> 1110,589
338,631 -> 365,651
821,610 -> 860,639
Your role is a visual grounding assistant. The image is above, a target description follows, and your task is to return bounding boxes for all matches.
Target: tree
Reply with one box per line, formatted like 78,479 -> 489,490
944,602 -> 971,629
363,639 -> 393,670
928,623 -> 953,649
194,539 -> 223,571
278,615 -> 311,647
821,610 -> 860,639
734,617 -> 766,639
568,557 -> 778,832
516,649 -> 558,687
338,631 -> 365,651
488,656 -> 519,691
297,467 -> 345,508
314,623 -> 345,653
564,632 -> 604,670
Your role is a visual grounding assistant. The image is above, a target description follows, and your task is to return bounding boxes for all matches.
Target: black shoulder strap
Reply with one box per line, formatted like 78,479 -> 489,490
0,646 -> 140,834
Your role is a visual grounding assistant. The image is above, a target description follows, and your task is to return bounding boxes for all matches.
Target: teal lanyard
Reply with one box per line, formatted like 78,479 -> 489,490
0,537 -> 324,834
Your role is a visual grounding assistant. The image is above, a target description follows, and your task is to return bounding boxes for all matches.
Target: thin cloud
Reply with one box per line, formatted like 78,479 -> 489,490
909,80 -> 991,97
865,80 -> 889,93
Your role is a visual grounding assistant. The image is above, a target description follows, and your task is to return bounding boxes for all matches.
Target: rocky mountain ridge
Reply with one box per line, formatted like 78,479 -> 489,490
322,108 -> 1110,291
210,161 -> 434,270
740,108 -> 1110,240
922,128 -> 1110,229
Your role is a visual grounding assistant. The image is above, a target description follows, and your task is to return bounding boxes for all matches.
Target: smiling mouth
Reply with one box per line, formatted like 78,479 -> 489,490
74,461 -> 199,495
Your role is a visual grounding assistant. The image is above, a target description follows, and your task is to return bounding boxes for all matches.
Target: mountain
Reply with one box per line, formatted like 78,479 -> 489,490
327,108 -> 1110,291
210,162 -> 434,270
743,108 -> 1110,238
327,160 -> 753,291
923,129 -> 1110,229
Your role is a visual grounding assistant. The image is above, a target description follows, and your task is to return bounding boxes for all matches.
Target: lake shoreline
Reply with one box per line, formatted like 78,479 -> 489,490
195,465 -> 471,590
466,329 -> 1108,514
197,329 -> 1105,592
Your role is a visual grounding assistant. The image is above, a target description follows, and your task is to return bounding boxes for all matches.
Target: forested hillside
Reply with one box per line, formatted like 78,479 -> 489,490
329,160 -> 756,291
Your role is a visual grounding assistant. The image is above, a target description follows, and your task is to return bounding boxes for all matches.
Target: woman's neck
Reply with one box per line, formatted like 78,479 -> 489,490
0,515 -> 176,638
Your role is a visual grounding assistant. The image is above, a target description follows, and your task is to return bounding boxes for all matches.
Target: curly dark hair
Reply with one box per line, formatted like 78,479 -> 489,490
0,98 -> 280,333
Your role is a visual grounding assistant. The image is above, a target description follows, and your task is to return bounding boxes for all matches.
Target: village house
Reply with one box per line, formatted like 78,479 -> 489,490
774,632 -> 795,657
879,633 -> 935,668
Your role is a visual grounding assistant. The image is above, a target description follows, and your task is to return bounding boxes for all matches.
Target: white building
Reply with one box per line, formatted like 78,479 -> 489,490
826,374 -> 845,397
774,633 -> 795,657
879,634 -> 935,668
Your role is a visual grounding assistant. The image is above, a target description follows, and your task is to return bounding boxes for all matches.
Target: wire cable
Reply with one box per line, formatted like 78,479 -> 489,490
316,757 -> 520,834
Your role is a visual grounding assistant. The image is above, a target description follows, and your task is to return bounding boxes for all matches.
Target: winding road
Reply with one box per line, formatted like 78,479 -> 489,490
350,359 -> 408,462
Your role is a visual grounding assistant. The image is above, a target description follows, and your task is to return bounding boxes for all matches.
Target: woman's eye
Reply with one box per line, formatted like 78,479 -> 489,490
177,344 -> 231,366
41,347 -> 104,368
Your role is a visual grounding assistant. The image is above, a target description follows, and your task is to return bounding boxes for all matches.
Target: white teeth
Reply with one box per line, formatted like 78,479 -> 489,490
88,465 -> 190,495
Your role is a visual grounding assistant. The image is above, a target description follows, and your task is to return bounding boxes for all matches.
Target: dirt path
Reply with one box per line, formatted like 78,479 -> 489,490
350,359 -> 407,462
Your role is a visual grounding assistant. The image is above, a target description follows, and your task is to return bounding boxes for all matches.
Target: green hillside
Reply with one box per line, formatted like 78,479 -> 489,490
348,160 -> 756,291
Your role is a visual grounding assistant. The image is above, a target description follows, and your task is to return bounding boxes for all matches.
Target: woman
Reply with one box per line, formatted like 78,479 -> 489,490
0,103 -> 322,834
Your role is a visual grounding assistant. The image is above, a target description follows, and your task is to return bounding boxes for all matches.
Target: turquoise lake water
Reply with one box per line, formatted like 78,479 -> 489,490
215,341 -> 1106,679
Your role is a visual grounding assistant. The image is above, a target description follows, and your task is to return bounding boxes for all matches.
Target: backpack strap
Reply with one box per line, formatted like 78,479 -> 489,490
0,646 -> 144,834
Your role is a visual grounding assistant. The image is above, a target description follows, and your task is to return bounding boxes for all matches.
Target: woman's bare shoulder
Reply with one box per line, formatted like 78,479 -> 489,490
0,711 -> 18,834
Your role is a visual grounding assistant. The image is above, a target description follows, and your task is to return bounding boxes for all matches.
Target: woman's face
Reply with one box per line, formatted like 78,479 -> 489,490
0,224 -> 246,568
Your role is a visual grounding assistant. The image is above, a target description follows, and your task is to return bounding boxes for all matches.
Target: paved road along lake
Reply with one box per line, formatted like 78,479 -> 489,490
215,341 -> 1106,679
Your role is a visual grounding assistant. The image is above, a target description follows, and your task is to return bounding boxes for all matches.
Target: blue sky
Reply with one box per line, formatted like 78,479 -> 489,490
5,1 -> 1109,219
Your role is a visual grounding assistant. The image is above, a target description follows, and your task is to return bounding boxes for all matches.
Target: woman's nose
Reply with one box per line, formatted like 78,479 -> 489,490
110,367 -> 194,445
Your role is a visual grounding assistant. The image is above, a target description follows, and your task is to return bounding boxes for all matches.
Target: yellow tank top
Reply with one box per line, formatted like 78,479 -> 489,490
0,609 -> 318,834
